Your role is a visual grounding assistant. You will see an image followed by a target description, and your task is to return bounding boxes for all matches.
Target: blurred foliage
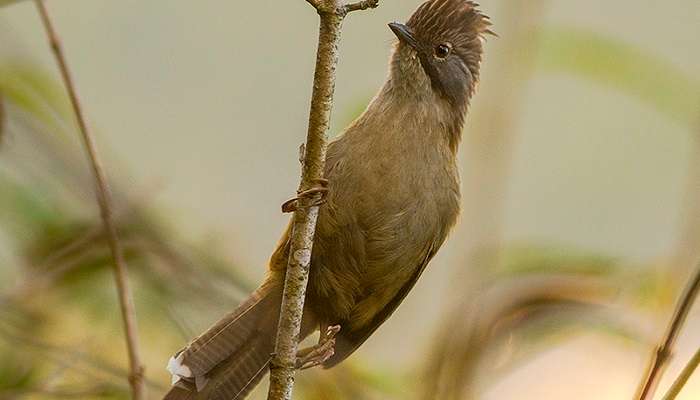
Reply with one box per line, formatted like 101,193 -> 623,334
495,243 -> 618,278
0,0 -> 25,9
421,251 -> 651,400
0,59 -> 254,398
0,92 -> 5,144
0,63 -> 70,134
538,27 -> 700,128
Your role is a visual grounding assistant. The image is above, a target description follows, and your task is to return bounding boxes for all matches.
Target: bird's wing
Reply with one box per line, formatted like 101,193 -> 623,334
323,242 -> 439,368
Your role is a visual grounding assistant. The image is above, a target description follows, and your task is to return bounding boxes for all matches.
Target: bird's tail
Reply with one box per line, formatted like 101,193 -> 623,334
164,279 -> 300,400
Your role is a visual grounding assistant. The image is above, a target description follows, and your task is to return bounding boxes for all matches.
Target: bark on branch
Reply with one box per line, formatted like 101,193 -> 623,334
635,260 -> 700,400
344,0 -> 379,13
33,2 -> 145,399
266,1 -> 378,400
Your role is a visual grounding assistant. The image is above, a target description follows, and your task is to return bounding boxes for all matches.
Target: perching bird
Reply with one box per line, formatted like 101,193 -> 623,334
165,0 -> 492,398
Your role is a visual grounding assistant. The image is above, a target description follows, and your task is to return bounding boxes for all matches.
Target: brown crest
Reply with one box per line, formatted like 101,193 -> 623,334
405,0 -> 493,93
407,0 -> 494,42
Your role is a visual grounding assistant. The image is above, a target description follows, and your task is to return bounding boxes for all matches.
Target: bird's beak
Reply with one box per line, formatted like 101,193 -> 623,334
388,22 -> 418,49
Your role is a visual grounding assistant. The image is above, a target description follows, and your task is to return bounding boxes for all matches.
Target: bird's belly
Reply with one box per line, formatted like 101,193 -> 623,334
309,184 -> 459,326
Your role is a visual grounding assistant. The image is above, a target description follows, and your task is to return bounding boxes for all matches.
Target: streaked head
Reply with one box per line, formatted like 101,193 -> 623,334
388,0 -> 493,109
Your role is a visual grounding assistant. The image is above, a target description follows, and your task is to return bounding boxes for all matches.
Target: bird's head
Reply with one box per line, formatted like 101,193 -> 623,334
388,0 -> 493,110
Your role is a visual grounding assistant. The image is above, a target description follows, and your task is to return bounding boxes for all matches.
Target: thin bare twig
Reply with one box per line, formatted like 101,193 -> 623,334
266,1 -> 378,400
32,2 -> 145,399
305,0 -> 323,9
661,347 -> 700,400
635,261 -> 700,400
305,0 -> 378,16
344,0 -> 379,13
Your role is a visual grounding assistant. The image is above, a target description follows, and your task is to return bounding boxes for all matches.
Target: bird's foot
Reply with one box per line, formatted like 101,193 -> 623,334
296,325 -> 341,370
282,178 -> 330,213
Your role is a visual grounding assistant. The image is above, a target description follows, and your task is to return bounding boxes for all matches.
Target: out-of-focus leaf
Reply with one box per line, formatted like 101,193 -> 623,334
0,63 -> 70,136
0,351 -> 37,393
421,274 -> 640,400
537,27 -> 700,128
0,0 -> 27,8
0,92 -> 5,145
298,363 -> 406,400
344,363 -> 405,395
0,174 -> 66,230
0,316 -> 159,397
481,298 -> 645,379
495,243 -> 618,278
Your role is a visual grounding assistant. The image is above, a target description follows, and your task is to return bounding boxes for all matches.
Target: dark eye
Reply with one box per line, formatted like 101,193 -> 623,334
435,43 -> 451,59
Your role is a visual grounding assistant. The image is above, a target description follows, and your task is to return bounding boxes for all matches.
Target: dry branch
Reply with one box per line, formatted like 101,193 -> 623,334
32,1 -> 145,399
266,1 -> 378,400
344,0 -> 379,13
635,261 -> 700,400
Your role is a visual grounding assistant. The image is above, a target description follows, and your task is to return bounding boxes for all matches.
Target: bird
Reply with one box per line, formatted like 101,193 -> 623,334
164,0 -> 492,398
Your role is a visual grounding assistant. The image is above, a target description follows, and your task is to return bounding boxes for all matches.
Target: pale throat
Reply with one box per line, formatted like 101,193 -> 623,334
361,85 -> 462,158
383,81 -> 465,150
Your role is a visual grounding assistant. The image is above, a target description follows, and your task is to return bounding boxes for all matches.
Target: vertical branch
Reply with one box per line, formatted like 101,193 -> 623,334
33,2 -> 145,399
635,261 -> 700,400
267,10 -> 342,400
267,1 -> 377,400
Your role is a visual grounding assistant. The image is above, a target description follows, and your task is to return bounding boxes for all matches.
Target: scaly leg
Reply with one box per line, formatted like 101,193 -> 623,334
296,324 -> 341,370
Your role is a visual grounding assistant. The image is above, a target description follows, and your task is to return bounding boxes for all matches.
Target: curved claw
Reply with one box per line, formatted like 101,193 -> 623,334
295,325 -> 341,370
281,179 -> 331,213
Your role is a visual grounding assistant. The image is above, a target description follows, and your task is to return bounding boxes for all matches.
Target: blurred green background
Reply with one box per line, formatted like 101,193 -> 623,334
0,0 -> 699,399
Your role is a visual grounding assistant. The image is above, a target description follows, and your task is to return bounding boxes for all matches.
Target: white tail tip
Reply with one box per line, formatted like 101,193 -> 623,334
167,352 -> 193,386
